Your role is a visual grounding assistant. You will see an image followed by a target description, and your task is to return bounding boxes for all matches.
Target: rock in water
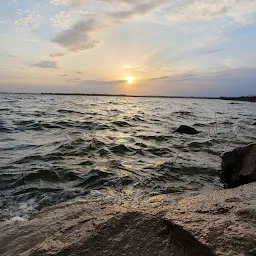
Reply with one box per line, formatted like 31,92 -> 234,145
221,144 -> 256,188
174,125 -> 199,135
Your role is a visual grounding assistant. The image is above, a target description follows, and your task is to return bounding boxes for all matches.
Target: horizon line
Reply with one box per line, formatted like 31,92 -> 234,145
0,92 -> 256,102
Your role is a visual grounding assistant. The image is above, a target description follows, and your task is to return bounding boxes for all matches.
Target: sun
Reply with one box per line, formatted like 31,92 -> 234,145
126,76 -> 135,84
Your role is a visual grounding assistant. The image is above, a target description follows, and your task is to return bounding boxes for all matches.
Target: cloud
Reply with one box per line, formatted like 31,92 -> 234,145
66,77 -> 81,83
193,36 -> 225,55
79,79 -> 125,86
166,0 -> 256,25
52,19 -> 103,52
0,52 -> 17,59
51,0 -> 168,53
107,0 -> 168,20
51,11 -> 71,29
50,52 -> 66,58
50,0 -> 69,6
70,0 -> 85,9
50,0 -> 256,56
197,36 -> 225,49
15,11 -> 40,30
8,53 -> 16,58
223,58 -> 249,69
148,72 -> 198,81
8,0 -> 19,7
199,48 -> 223,55
33,61 -> 58,69
50,0 -> 86,9
2,67 -> 256,96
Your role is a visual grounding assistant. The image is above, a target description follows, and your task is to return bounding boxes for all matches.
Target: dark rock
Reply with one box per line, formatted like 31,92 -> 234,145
174,125 -> 199,135
221,144 -> 256,188
252,122 -> 256,126
56,212 -> 215,256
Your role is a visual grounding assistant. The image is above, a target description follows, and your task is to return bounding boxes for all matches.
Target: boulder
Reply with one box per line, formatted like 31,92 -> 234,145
1,183 -> 256,256
174,125 -> 199,135
221,144 -> 256,188
56,212 -> 214,256
252,122 -> 256,126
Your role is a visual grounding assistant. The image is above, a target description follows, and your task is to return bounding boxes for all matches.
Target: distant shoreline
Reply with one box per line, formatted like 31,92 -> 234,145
1,92 -> 256,102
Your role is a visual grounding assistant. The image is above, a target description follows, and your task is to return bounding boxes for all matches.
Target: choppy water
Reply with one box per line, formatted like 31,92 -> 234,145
0,93 -> 256,220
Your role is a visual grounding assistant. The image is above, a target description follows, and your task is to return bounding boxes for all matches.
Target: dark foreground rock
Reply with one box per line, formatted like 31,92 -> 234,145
221,144 -> 256,188
1,183 -> 256,256
174,125 -> 199,135
56,212 -> 214,256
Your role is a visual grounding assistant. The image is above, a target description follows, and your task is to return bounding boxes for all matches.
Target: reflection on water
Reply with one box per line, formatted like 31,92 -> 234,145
0,94 -> 256,219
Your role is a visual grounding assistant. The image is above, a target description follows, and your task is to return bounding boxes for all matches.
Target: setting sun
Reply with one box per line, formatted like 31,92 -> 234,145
126,76 -> 135,84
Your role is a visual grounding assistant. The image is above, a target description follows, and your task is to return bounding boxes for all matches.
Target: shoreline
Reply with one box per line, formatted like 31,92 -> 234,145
1,182 -> 255,256
1,92 -> 256,102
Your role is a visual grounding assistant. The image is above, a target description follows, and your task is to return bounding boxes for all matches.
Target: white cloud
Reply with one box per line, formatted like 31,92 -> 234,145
51,11 -> 71,28
15,11 -> 40,30
50,0 -> 84,9
79,10 -> 95,16
8,0 -> 19,7
51,0 -> 168,53
196,36 -> 225,49
166,0 -> 256,25
50,0 -> 69,6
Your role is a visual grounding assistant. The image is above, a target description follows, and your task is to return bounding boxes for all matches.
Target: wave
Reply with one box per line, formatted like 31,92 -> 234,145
172,111 -> 193,116
188,140 -> 213,148
57,109 -> 84,115
136,134 -> 172,141
0,124 -> 10,133
0,108 -> 10,111
1,94 -> 255,220
131,115 -> 145,122
112,121 -> 132,127
12,119 -> 115,131
76,169 -> 113,188
110,144 -> 132,154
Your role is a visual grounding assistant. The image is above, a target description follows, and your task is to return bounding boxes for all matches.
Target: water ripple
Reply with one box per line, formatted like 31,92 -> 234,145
0,94 -> 256,219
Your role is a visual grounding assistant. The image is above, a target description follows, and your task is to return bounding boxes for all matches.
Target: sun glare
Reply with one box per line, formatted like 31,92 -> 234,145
126,76 -> 134,84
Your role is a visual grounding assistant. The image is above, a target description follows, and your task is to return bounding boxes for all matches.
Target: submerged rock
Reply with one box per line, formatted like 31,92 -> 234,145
174,125 -> 199,135
221,144 -> 256,188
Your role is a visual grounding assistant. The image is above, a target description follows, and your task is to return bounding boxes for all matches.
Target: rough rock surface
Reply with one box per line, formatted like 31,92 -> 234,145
221,144 -> 256,188
174,125 -> 199,135
56,212 -> 214,256
0,183 -> 256,256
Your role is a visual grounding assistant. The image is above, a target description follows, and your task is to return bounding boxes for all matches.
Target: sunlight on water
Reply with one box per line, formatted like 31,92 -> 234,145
0,94 -> 256,219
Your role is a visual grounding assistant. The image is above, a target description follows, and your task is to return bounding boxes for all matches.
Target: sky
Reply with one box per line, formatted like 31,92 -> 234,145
1,0 -> 256,96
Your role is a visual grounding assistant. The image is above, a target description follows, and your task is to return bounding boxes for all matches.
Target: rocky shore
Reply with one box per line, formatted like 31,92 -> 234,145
0,181 -> 255,256
1,143 -> 256,256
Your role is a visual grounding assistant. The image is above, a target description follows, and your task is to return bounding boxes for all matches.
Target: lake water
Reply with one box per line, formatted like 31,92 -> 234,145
0,93 -> 255,220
